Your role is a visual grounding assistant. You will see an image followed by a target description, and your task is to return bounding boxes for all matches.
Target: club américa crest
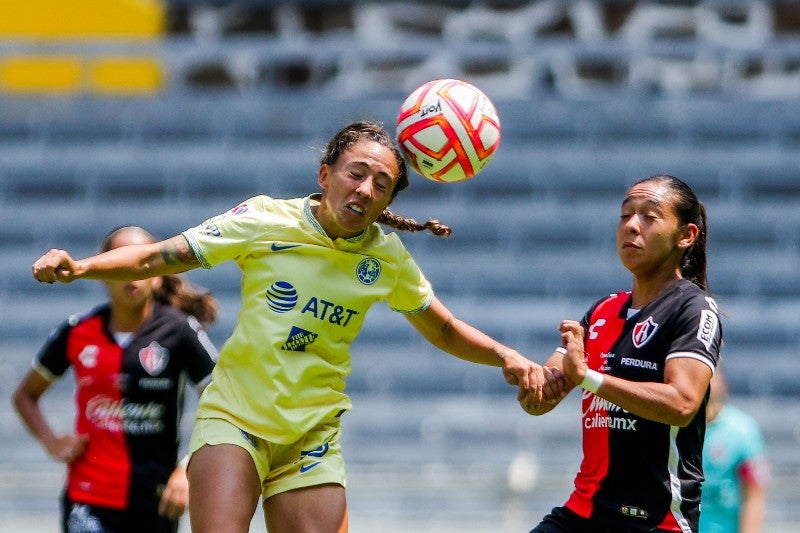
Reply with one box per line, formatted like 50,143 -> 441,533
356,257 -> 381,285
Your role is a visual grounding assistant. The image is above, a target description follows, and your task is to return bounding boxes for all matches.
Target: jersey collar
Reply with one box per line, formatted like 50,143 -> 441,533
304,194 -> 370,250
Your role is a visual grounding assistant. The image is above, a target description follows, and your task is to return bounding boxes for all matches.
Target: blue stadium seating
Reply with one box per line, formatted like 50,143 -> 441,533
1,3 -> 799,529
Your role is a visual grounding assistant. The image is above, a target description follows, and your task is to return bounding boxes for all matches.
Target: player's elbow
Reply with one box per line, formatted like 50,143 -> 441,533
11,386 -> 28,414
667,403 -> 701,427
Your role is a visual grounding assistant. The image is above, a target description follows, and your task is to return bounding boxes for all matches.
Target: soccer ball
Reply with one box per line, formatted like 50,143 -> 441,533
396,78 -> 501,183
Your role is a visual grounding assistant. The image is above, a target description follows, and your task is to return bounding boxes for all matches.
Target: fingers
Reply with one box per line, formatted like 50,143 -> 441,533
517,386 -> 540,414
503,368 -> 519,386
50,435 -> 87,464
32,249 -> 73,283
158,468 -> 189,519
158,484 -> 188,519
158,492 -> 187,519
559,320 -> 583,335
515,364 -> 543,409
542,366 -> 568,402
500,352 -> 529,389
56,448 -> 79,463
530,364 -> 544,406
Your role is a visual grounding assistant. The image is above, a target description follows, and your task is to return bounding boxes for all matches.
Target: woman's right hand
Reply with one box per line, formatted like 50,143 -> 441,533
32,249 -> 79,283
45,433 -> 88,464
559,320 -> 587,386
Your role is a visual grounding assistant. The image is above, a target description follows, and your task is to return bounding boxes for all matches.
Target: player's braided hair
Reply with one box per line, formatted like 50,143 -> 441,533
322,120 -> 452,238
101,226 -> 219,326
377,209 -> 452,237
637,175 -> 709,292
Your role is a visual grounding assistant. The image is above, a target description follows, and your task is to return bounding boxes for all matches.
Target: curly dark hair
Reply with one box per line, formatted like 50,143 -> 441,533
321,120 -> 451,238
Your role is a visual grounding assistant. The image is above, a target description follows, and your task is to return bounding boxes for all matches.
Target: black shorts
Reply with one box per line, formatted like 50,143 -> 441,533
530,506 -> 676,533
61,491 -> 178,533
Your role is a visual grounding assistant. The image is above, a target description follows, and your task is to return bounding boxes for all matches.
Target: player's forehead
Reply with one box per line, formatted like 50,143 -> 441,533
339,140 -> 399,178
621,181 -> 674,211
108,227 -> 154,248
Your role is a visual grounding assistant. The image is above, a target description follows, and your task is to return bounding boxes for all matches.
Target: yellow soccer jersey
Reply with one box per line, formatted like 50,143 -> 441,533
183,195 -> 433,444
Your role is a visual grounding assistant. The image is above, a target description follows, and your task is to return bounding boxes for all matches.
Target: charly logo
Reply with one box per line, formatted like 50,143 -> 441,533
267,281 -> 299,312
356,257 -> 381,285
139,342 -> 169,376
77,345 -> 99,368
588,318 -> 606,340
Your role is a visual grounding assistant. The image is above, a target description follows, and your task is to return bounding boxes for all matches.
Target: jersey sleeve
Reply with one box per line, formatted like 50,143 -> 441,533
736,412 -> 770,487
182,196 -> 268,269
579,299 -> 602,331
386,245 -> 434,314
666,291 -> 722,370
34,318 -> 74,381
179,315 -> 218,390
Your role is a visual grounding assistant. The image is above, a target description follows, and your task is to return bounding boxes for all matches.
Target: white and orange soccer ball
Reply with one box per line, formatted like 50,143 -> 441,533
396,78 -> 501,183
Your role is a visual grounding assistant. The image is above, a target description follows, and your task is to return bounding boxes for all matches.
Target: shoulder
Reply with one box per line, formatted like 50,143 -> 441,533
674,282 -> 722,335
36,304 -> 109,367
675,280 -> 719,311
720,405 -> 761,433
248,195 -> 310,228
153,302 -> 186,320
61,303 -> 109,330
356,224 -> 411,257
586,291 -> 630,317
151,302 -> 196,331
211,195 -> 303,221
150,304 -> 213,344
229,195 -> 292,216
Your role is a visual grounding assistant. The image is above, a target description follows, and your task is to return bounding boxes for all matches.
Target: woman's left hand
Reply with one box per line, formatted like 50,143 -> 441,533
158,465 -> 189,520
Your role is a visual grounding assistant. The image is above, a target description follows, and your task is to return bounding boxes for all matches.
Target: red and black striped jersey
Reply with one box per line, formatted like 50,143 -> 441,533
565,279 -> 721,533
35,303 -> 217,511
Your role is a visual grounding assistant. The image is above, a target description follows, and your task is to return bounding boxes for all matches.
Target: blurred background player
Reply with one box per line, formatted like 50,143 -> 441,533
700,369 -> 770,533
13,226 -> 219,533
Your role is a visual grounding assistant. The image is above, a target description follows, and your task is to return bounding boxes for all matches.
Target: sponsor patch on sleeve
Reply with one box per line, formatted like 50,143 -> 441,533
696,309 -> 719,351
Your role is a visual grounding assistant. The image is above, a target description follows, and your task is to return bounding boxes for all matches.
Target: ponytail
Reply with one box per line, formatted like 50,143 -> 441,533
155,274 -> 219,327
377,208 -> 452,237
681,202 -> 708,292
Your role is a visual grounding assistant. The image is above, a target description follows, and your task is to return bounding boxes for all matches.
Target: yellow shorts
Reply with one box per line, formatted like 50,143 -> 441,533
188,417 -> 346,499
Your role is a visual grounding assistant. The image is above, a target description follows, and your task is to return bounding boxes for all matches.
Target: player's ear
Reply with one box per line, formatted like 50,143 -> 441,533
677,223 -> 699,250
317,163 -> 330,191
